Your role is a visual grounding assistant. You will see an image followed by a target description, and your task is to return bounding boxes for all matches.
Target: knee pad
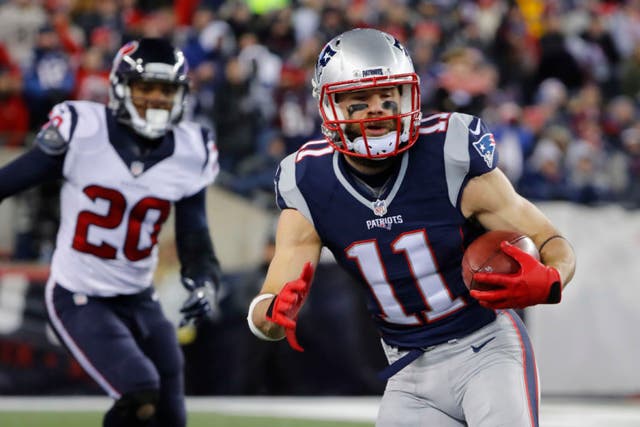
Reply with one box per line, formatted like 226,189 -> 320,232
106,389 -> 160,426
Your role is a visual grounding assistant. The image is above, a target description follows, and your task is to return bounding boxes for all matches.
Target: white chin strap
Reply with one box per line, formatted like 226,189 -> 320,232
346,130 -> 408,158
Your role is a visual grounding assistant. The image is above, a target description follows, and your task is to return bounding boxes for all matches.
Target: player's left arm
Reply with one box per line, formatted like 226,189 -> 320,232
461,168 -> 576,307
174,188 -> 222,326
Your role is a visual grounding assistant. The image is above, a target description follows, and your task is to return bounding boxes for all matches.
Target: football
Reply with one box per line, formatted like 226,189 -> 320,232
461,230 -> 540,290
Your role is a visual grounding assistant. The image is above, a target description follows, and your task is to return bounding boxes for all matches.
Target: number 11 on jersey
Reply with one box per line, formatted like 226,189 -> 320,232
346,229 -> 466,325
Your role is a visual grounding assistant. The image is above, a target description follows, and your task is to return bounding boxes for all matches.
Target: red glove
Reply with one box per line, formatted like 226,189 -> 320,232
266,262 -> 314,352
470,241 -> 562,309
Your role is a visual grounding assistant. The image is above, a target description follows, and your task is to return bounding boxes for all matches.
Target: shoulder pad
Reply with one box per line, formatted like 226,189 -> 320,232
275,152 -> 314,225
35,103 -> 77,155
445,113 -> 498,176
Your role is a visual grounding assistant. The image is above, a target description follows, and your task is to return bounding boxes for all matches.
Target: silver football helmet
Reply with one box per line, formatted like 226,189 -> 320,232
312,28 -> 421,158
109,38 -> 189,139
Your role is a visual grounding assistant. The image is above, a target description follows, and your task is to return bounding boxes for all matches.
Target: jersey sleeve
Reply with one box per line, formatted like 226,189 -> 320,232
202,127 -> 220,184
466,116 -> 498,176
184,126 -> 220,197
34,102 -> 78,155
442,113 -> 499,208
274,152 -> 314,226
0,147 -> 64,201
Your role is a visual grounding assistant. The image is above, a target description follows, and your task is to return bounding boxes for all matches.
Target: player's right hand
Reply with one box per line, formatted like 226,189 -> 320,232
179,277 -> 216,327
266,262 -> 314,352
471,241 -> 562,309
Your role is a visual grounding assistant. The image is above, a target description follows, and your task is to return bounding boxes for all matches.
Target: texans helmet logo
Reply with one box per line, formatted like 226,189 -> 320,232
119,40 -> 139,57
114,40 -> 139,67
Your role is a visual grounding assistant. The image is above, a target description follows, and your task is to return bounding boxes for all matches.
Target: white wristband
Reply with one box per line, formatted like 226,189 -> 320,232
247,293 -> 282,341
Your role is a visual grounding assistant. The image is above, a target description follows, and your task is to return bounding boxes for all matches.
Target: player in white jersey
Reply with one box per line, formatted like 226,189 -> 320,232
0,38 -> 221,427
247,29 -> 576,426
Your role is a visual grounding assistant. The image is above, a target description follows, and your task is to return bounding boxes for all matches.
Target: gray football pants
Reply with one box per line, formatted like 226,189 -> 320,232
377,310 -> 539,427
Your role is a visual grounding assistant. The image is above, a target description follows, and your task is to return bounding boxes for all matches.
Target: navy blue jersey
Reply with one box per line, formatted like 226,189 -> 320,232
275,112 -> 500,348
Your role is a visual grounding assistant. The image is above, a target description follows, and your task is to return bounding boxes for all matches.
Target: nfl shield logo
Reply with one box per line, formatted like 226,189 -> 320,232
130,161 -> 144,176
372,199 -> 387,217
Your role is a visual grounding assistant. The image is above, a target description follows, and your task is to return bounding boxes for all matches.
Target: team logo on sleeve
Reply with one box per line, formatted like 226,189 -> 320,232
472,133 -> 496,168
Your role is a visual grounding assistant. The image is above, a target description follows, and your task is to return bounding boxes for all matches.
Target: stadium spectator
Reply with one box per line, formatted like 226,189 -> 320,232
236,31 -> 282,126
73,46 -> 110,104
534,11 -> 585,92
211,56 -> 259,172
565,128 -> 615,205
225,130 -> 287,206
22,24 -> 76,130
0,43 -> 29,147
71,0 -> 127,47
620,125 -> 640,208
0,0 -> 47,70
491,101 -> 536,185
433,46 -> 497,116
579,11 -> 621,97
608,0 -> 640,59
273,35 -> 323,154
602,95 -> 637,150
490,3 -> 538,103
181,5 -> 234,129
518,137 -> 570,201
261,7 -> 297,58
620,44 -> 640,102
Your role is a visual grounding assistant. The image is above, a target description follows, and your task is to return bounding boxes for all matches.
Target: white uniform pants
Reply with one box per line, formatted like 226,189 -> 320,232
377,310 -> 539,427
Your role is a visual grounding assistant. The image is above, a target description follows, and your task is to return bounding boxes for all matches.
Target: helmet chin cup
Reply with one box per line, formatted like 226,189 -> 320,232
123,96 -> 170,139
347,131 -> 404,158
146,108 -> 170,127
140,108 -> 170,138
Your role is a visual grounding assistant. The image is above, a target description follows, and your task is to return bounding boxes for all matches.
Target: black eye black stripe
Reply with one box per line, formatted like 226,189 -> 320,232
382,101 -> 398,113
347,103 -> 368,115
347,101 -> 399,116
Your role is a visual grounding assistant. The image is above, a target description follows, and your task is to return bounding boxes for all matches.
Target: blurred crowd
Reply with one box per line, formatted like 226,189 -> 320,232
0,0 -> 638,396
1,0 -> 640,212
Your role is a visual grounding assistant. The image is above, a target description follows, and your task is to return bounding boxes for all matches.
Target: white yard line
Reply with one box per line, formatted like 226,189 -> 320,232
0,396 -> 639,426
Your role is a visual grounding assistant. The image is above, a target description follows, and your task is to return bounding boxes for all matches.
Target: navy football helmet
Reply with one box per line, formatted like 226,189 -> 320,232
109,38 -> 190,139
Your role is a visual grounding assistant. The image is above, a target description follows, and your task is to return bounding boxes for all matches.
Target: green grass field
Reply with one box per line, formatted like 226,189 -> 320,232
0,411 -> 374,427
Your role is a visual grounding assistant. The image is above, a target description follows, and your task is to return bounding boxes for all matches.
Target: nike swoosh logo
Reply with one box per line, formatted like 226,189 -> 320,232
471,336 -> 495,353
469,119 -> 482,135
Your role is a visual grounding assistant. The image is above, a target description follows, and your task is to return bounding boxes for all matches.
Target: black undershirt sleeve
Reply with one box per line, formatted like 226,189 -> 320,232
0,147 -> 65,201
174,188 -> 221,283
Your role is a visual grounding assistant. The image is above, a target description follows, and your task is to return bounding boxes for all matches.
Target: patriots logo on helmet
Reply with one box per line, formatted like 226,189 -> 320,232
472,133 -> 496,168
393,38 -> 409,57
318,45 -> 337,67
316,44 -> 337,80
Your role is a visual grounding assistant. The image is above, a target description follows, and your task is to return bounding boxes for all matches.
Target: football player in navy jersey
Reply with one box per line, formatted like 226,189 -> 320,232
0,38 -> 221,427
248,28 -> 576,426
